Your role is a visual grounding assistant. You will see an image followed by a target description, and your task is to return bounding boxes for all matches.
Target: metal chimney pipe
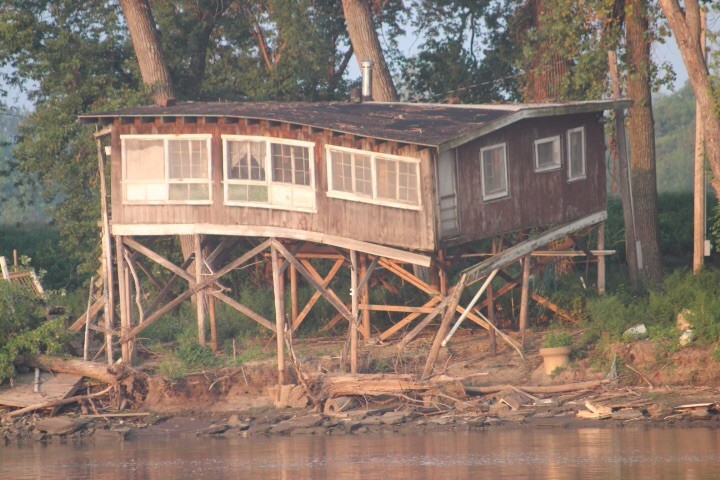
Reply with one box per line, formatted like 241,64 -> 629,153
361,60 -> 374,101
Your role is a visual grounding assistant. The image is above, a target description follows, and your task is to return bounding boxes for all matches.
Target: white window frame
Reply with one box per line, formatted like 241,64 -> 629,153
222,135 -> 316,212
121,134 -> 212,205
325,145 -> 422,211
480,143 -> 509,201
567,126 -> 586,181
534,135 -> 562,172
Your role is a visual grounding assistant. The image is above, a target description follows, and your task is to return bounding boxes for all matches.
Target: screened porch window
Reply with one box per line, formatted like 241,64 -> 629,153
326,146 -> 420,210
121,135 -> 211,204
567,127 -> 586,181
223,136 -> 315,211
480,143 -> 508,201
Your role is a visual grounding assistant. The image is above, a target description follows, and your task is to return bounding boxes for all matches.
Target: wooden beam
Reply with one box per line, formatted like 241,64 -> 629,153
115,236 -> 130,363
350,250 -> 359,373
273,240 -> 352,321
597,223 -> 606,295
292,259 -> 344,330
111,223 -> 432,266
422,274 -> 467,380
378,297 -> 442,341
194,234 -> 206,346
120,240 -> 272,342
530,292 -> 576,323
271,244 -> 286,387
96,138 -> 114,365
378,259 -> 441,296
396,295 -> 452,348
123,237 -> 194,283
211,291 -> 275,331
461,211 -> 608,284
519,254 -> 531,344
359,254 -> 372,339
442,270 -> 498,346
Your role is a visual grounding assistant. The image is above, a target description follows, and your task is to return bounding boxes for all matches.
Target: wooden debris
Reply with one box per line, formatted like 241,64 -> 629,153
18,354 -> 134,384
464,379 -> 608,395
4,385 -> 114,418
321,373 -> 464,400
498,391 -> 530,411
324,396 -> 359,415
576,401 -> 612,419
35,417 -> 91,436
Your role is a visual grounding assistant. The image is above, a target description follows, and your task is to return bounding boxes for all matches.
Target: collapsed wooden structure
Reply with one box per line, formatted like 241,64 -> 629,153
78,97 -> 629,384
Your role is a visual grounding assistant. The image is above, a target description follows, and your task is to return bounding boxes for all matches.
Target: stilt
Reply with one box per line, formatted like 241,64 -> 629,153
359,254 -> 371,339
438,250 -> 448,295
209,294 -> 218,352
116,236 -> 130,363
271,243 -> 286,386
519,254 -> 531,345
488,240 -> 497,355
422,274 -> 467,380
290,263 -> 298,325
350,250 -> 359,373
96,137 -> 114,366
194,234 -> 206,346
597,222 -> 606,295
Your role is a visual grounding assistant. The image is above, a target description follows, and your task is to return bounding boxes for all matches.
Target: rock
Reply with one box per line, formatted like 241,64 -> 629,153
489,402 -> 511,415
290,427 -> 326,435
269,414 -> 323,434
428,415 -> 454,426
35,417 -> 89,436
379,412 -> 407,425
196,424 -> 230,436
647,402 -> 673,419
679,329 -> 696,346
611,408 -> 644,420
623,324 -> 648,340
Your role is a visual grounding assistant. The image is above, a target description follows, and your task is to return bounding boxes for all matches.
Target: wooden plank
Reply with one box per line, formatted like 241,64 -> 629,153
123,237 -> 194,283
97,138 -> 114,365
211,291 -> 275,331
378,297 -> 442,341
292,259 -> 344,330
69,298 -> 105,332
0,256 -> 10,281
461,211 -> 608,284
112,223 -> 432,267
0,373 -> 83,409
519,255 -> 531,342
350,250 -> 359,373
531,292 -> 576,323
396,295 -> 452,348
271,244 -> 286,386
363,305 -> 440,313
379,258 -> 441,296
194,234 -> 206,346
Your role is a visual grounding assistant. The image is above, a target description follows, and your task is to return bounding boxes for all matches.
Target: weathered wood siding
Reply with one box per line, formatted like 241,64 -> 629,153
110,118 -> 437,251
444,112 -> 606,247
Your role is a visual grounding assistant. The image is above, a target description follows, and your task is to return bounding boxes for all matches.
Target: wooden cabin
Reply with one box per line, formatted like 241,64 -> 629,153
79,98 -> 628,378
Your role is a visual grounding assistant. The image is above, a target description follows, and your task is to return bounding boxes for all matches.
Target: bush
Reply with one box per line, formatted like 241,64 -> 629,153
543,330 -> 572,348
0,282 -> 70,383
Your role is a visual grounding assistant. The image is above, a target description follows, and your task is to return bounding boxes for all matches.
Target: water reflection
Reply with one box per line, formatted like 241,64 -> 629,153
2,427 -> 720,479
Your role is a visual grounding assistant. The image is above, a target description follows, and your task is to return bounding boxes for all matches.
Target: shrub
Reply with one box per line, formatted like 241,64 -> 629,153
543,330 -> 572,348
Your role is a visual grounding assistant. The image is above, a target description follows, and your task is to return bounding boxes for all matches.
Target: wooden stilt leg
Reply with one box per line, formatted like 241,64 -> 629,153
290,263 -> 298,326
209,294 -> 218,352
438,250 -> 448,296
488,240 -> 497,355
115,236 -> 129,364
97,138 -> 114,366
422,275 -> 467,380
271,243 -> 286,386
194,234 -> 206,346
519,254 -> 531,346
597,222 -> 606,295
360,254 -> 371,340
350,250 -> 359,373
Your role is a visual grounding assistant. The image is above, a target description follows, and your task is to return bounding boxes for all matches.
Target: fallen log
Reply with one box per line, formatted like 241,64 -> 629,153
464,379 -> 608,395
17,355 -> 135,385
321,373 -> 465,399
4,385 -> 115,418
324,396 -> 359,414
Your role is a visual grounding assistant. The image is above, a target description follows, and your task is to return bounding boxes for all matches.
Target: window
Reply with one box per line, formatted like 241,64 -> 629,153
121,135 -> 211,204
567,127 -> 586,181
534,135 -> 561,172
223,136 -> 315,211
480,143 -> 508,200
326,146 -> 420,209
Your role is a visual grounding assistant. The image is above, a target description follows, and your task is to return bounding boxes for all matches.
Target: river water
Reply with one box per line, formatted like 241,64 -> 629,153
2,427 -> 720,479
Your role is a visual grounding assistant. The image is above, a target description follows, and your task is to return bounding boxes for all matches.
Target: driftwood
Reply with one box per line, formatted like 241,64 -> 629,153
18,355 -> 135,385
321,373 -> 464,399
4,385 -> 115,418
464,379 -> 608,395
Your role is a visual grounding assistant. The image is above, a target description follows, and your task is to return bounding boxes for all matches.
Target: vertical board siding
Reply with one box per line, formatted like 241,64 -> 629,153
111,119 -> 437,251
449,113 -> 606,247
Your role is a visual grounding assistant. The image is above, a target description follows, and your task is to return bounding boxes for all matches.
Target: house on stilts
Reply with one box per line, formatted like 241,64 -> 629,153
78,79 -> 629,383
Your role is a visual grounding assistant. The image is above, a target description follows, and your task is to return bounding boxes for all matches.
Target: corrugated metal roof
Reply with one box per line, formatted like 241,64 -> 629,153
79,99 -> 630,149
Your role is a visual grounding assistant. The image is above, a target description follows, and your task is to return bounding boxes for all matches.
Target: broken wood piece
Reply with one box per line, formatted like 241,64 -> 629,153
583,401 -> 612,418
4,385 -> 114,418
18,354 -> 134,384
499,391 -> 531,411
464,379 -> 608,395
324,396 -> 359,415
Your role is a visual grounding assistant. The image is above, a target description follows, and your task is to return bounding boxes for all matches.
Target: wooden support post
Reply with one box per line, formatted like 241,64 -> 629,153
487,278 -> 497,356
290,263 -> 298,325
96,137 -> 115,365
359,254 -> 371,340
422,274 -> 467,380
115,236 -> 129,364
83,276 -> 94,361
438,250 -> 448,295
194,234 -> 206,346
693,10 -> 707,274
519,254 -> 531,345
0,256 -> 9,281
271,243 -> 286,387
597,222 -> 606,295
209,293 -> 218,352
350,250 -> 359,373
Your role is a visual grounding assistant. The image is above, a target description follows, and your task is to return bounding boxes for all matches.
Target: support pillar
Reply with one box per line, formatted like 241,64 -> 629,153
519,254 -> 531,346
209,294 -> 218,352
115,236 -> 130,363
194,234 -> 206,346
359,254 -> 371,340
271,243 -> 286,386
290,263 -> 298,325
597,223 -> 606,295
350,250 -> 359,373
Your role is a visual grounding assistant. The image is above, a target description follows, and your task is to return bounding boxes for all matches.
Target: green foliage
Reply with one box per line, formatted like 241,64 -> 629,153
584,293 -> 649,340
712,345 -> 720,364
654,83 -> 696,192
543,330 -> 573,348
0,282 -> 70,383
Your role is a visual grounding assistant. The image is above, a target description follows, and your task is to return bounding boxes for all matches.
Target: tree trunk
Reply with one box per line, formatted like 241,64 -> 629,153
18,354 -> 136,384
119,0 -> 175,105
659,0 -> 720,199
624,0 -> 662,286
340,0 -> 398,102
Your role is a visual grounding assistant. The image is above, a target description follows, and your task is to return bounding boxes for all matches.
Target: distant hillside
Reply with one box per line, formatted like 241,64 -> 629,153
654,83 -> 696,193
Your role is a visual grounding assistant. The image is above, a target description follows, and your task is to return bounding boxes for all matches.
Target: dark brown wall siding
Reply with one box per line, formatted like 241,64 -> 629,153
448,113 -> 606,247
110,119 -> 437,251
